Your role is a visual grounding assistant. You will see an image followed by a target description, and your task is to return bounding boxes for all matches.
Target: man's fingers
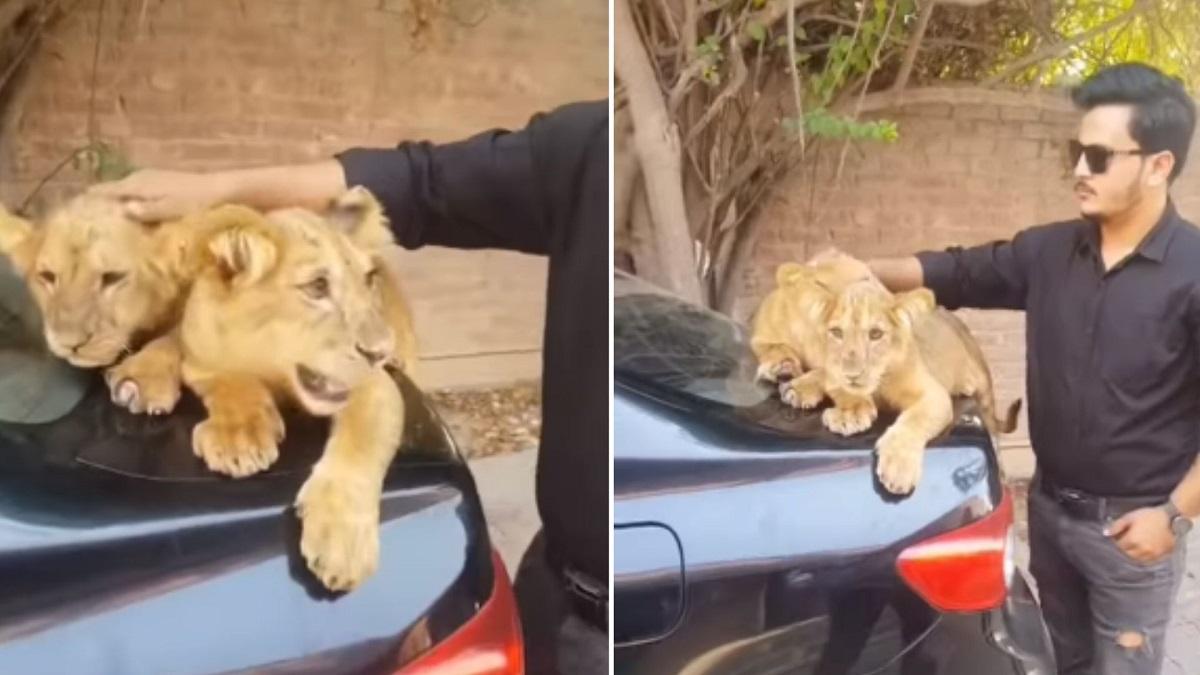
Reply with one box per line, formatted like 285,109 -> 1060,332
1106,515 -> 1133,538
87,180 -> 126,196
123,198 -> 175,223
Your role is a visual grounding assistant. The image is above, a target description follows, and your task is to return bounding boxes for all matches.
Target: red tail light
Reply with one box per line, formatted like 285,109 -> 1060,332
397,550 -> 525,674
896,488 -> 1014,613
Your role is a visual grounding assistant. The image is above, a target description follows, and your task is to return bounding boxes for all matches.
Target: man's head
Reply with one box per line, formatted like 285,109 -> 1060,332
1069,63 -> 1195,221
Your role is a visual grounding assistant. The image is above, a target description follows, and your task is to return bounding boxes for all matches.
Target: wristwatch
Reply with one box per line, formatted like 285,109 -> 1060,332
1161,500 -> 1194,538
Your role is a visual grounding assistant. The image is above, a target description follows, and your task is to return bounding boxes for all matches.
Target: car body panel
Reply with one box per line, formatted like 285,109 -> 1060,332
0,373 -> 492,674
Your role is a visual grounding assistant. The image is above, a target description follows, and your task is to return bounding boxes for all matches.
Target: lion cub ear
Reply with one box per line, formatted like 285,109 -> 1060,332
207,226 -> 278,288
0,204 -> 38,274
327,186 -> 395,250
775,262 -> 810,287
890,288 -> 936,330
192,205 -> 278,287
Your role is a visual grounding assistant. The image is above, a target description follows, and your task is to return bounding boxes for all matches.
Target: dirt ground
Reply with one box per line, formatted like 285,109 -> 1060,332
427,381 -> 542,458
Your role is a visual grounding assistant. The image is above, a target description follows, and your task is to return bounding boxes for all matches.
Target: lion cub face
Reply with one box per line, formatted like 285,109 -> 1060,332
188,188 -> 397,416
0,196 -> 173,368
819,282 -> 935,396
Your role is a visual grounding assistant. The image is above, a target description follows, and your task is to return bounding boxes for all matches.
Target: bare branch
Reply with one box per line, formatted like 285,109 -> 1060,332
836,0 -> 900,182
787,0 -> 807,153
981,0 -> 1150,86
684,32 -> 748,144
893,0 -> 936,92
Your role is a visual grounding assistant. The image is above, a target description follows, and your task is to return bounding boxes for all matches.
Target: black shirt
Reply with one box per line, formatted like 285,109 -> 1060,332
917,202 -> 1200,498
336,101 -> 609,582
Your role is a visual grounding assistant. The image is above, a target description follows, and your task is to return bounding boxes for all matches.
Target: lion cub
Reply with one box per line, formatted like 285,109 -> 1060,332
179,188 -> 416,591
752,254 -> 1019,494
751,253 -> 876,408
0,195 -> 198,414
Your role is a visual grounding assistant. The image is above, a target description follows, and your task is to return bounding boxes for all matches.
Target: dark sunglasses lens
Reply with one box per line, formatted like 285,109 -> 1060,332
1084,146 -> 1110,174
1068,141 -> 1082,169
1068,142 -> 1110,174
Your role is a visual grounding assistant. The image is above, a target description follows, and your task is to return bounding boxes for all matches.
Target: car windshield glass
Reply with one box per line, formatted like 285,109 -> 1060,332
613,270 -> 769,407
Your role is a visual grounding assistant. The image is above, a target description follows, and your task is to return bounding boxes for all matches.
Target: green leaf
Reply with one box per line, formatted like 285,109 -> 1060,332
746,21 -> 766,43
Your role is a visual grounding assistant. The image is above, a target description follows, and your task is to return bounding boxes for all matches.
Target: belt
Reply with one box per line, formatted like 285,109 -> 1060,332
1036,474 -> 1166,522
561,563 -> 608,631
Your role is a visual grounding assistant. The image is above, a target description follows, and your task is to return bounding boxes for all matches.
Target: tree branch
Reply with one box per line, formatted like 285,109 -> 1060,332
615,0 -> 705,303
893,0 -> 935,92
981,0 -> 1150,86
786,0 -> 806,153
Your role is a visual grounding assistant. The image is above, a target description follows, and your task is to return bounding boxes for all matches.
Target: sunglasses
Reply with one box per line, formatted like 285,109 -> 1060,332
1068,140 -> 1152,175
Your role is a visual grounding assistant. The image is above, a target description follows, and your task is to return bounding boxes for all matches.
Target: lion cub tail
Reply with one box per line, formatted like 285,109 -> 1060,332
997,397 -> 1023,434
982,396 -> 1022,436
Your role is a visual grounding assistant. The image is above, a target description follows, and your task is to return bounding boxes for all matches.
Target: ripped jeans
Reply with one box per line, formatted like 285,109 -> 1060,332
1029,478 -> 1187,675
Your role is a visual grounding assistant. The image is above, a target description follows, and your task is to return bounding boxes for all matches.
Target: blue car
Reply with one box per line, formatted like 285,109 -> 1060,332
612,271 -> 1055,675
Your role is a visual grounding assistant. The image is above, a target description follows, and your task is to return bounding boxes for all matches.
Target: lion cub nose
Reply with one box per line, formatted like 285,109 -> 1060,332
356,343 -> 388,366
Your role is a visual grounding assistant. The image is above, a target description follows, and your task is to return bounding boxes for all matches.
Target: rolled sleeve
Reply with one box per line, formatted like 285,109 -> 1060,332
334,129 -> 549,255
912,227 -> 1044,311
915,249 -> 962,308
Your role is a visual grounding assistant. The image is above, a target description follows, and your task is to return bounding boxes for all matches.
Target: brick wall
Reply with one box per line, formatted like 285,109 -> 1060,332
743,87 -> 1200,464
0,0 -> 607,389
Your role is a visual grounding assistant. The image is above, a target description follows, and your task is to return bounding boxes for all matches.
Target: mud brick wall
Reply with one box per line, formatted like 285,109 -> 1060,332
742,87 -> 1200,462
0,0 -> 607,388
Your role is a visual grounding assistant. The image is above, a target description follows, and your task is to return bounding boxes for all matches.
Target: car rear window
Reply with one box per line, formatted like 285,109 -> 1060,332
613,271 -> 769,407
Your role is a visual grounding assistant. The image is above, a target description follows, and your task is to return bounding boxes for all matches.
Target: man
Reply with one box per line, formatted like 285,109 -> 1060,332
863,63 -> 1198,675
90,100 -> 609,674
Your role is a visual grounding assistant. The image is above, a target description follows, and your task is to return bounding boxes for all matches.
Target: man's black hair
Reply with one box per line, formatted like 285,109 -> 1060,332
1071,62 -> 1196,182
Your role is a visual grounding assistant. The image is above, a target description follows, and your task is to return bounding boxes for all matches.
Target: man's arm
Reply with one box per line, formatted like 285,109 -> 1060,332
1107,442 -> 1200,563
1108,286 -> 1200,562
867,256 -> 925,292
867,229 -> 1042,311
91,100 -> 607,255
89,162 -> 347,221
1169,461 -> 1200,519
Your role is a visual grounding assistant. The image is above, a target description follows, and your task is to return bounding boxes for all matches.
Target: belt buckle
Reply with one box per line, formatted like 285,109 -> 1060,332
1056,488 -> 1102,519
563,566 -> 608,628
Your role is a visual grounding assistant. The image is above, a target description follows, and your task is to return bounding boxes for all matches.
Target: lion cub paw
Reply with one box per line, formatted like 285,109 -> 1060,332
105,359 -> 182,416
876,426 -> 925,495
822,399 -> 876,435
781,377 -> 824,410
756,358 -> 798,383
192,402 -> 284,478
295,467 -> 380,592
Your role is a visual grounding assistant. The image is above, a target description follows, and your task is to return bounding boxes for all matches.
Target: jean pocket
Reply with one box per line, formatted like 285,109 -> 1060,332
1097,531 -> 1175,584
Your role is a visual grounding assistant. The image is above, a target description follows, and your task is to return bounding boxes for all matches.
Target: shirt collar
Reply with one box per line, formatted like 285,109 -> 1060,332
1075,199 -> 1181,264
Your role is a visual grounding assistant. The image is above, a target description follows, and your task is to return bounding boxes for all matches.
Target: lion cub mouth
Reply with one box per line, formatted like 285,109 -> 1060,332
295,364 -> 351,404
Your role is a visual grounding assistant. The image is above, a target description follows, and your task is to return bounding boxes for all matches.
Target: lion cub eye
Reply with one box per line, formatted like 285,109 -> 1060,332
365,268 -> 380,287
301,276 -> 331,299
829,327 -> 843,339
38,270 -> 56,285
869,328 -> 884,341
101,271 -> 128,288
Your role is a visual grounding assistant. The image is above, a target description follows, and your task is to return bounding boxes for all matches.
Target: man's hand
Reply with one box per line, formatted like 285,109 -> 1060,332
1106,507 -> 1176,563
807,246 -> 847,265
89,169 -> 232,222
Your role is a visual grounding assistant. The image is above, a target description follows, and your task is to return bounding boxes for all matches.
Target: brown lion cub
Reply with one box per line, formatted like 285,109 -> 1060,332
750,254 -> 876,409
179,188 -> 416,591
802,279 -> 1020,494
0,196 -> 254,416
